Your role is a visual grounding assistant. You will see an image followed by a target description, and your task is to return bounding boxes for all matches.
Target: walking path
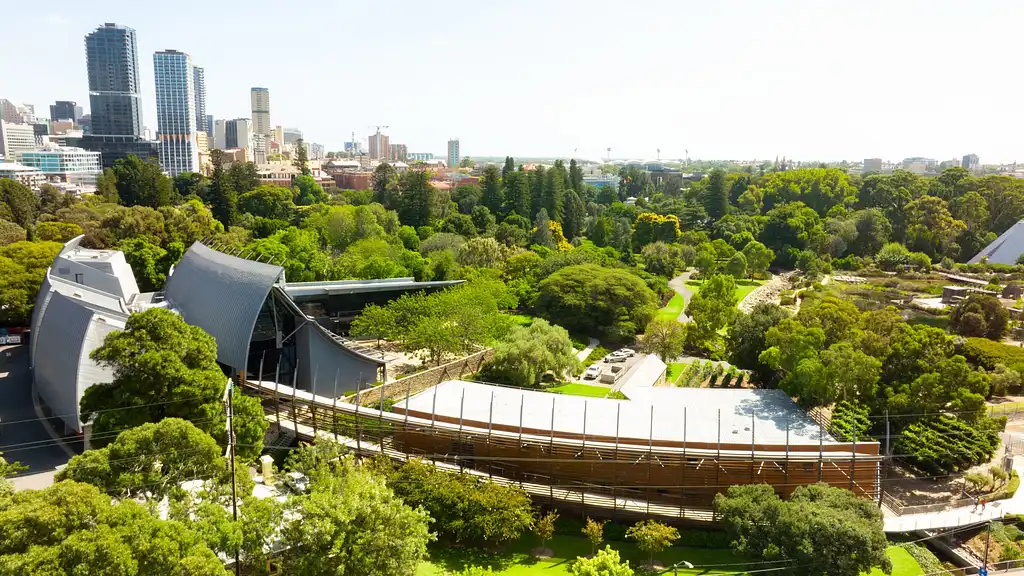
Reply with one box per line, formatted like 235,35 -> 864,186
737,272 -> 791,313
667,271 -> 694,323
883,459 -> 1024,532
576,337 -> 599,362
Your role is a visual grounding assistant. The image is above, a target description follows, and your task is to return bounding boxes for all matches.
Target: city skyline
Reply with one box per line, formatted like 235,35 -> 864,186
3,0 -> 1024,162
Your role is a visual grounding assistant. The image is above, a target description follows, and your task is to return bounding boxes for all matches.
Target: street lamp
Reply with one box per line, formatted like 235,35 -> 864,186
672,560 -> 694,575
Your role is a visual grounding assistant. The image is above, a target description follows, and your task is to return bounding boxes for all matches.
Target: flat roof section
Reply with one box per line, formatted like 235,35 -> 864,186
283,277 -> 462,298
395,380 -> 837,448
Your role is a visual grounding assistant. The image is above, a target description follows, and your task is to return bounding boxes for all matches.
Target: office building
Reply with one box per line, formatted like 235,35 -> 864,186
252,134 -> 268,164
213,119 -> 226,150
195,131 -> 209,153
50,101 -> 83,123
963,153 -> 980,172
0,162 -> 45,188
344,140 -> 364,155
85,24 -> 142,136
863,158 -> 882,173
0,121 -> 38,159
193,66 -> 208,138
368,132 -> 389,161
902,157 -> 936,175
390,143 -> 407,162
283,127 -> 303,144
80,23 -> 157,168
306,142 -> 324,160
447,138 -> 460,169
153,50 -> 199,176
224,118 -> 254,151
205,114 -> 213,142
251,87 -> 271,137
16,147 -> 102,189
0,100 -> 35,124
407,152 -> 433,162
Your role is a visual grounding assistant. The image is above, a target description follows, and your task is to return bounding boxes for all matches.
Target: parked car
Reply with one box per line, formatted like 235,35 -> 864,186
583,365 -> 602,380
619,348 -> 636,357
605,352 -> 627,363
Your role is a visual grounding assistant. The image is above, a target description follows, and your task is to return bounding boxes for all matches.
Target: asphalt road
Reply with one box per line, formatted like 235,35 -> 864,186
0,344 -> 73,474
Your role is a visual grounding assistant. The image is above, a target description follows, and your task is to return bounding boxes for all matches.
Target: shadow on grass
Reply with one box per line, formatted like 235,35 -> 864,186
427,544 -> 520,573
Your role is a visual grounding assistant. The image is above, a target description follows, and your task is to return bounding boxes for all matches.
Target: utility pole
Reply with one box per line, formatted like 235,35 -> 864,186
228,379 -> 240,576
983,519 -> 992,575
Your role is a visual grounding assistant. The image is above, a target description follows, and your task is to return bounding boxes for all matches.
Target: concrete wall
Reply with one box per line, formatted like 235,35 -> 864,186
355,348 -> 494,406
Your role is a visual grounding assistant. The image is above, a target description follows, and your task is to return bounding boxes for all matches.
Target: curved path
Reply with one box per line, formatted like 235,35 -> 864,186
667,271 -> 695,323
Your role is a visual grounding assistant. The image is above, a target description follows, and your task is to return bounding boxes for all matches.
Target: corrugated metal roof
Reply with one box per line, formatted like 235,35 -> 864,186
33,292 -> 96,432
164,242 -> 284,371
969,219 -> 1024,265
283,277 -> 462,298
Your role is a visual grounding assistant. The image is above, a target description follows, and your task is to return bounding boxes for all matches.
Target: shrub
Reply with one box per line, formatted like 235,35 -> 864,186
875,242 -> 911,271
902,543 -> 944,574
895,415 -> 1002,475
828,401 -> 874,442
962,337 -> 1024,370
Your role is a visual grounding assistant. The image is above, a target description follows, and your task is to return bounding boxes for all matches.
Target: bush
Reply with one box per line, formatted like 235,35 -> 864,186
962,337 -> 1024,370
875,242 -> 911,272
895,415 -> 1002,475
902,543 -> 944,574
828,401 -> 873,442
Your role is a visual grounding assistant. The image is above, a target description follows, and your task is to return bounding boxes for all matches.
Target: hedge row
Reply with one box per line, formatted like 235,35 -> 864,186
894,415 -> 1002,475
961,337 -> 1024,371
828,401 -> 874,442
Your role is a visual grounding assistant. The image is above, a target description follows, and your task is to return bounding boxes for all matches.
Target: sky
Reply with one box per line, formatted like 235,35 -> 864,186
4,0 -> 1022,163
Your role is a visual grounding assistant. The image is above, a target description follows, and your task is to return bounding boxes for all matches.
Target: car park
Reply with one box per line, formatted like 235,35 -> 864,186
605,352 -> 627,363
619,348 -> 636,357
583,365 -> 602,379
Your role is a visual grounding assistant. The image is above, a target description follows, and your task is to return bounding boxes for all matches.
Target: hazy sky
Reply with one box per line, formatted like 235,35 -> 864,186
4,0 -> 1021,163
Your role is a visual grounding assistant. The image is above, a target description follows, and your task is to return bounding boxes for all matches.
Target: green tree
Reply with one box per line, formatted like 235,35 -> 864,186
950,294 -> 1009,341
582,518 -> 607,555
563,190 -> 587,240
685,274 -> 738,351
641,242 -> 681,277
0,219 -> 26,245
535,510 -> 559,550
238,185 -> 294,220
0,240 -> 63,325
714,483 -> 890,576
293,174 -> 326,206
480,164 -> 503,214
536,264 -> 659,341
225,161 -> 260,194
95,167 -> 119,203
0,179 -> 39,231
727,303 -> 790,383
875,242 -> 911,271
0,481 -> 229,575
173,171 -> 209,200
703,168 -> 729,221
208,150 -> 237,227
571,546 -> 634,576
905,195 -> 966,258
625,520 -> 679,566
480,319 -> 581,387
532,209 -> 554,248
282,462 -> 432,576
741,240 -> 774,278
57,418 -> 225,500
569,159 -> 584,193
726,251 -> 747,279
397,170 -> 436,228
458,236 -> 505,268
80,308 -> 268,461
35,221 -> 83,243
371,162 -> 397,205
112,154 -> 174,208
507,172 -> 532,218
118,236 -> 169,292
453,183 -> 482,214
292,138 -> 311,176
759,318 -> 827,404
639,318 -> 687,361
693,244 -> 717,279
541,164 -> 566,222
350,304 -> 399,347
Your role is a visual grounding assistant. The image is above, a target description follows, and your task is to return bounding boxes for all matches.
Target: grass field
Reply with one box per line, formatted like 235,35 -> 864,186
685,279 -> 766,304
547,383 -> 611,398
666,362 -> 686,384
656,293 -> 685,321
417,535 -> 920,576
509,313 -> 536,327
989,401 -> 1024,417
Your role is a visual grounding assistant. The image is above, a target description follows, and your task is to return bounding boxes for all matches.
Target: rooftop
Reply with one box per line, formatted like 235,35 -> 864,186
395,380 -> 836,447
284,277 -> 462,298
0,162 -> 41,173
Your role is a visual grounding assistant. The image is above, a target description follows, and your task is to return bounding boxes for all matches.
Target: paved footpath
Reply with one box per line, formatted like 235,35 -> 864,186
667,271 -> 694,323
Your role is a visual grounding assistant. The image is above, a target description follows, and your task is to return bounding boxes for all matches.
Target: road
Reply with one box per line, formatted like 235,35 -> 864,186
667,271 -> 695,323
0,344 -> 73,478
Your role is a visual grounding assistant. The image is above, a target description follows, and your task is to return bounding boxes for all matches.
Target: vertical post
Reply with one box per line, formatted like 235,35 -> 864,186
290,366 -> 299,438
716,409 -> 721,495
378,380 -> 385,448
613,403 -> 621,515
549,396 -> 556,506
984,520 -> 992,571
430,383 -> 439,432
785,416 -> 790,496
273,361 -> 281,428
581,400 -> 588,514
403,379 -> 411,458
647,404 -> 654,515
310,367 -> 319,440
487,390 -> 494,479
818,413 -> 824,482
850,410 -> 857,492
880,410 -> 890,506
681,406 -> 687,519
332,369 -> 339,443
354,379 -> 362,456
227,381 -> 240,573
518,395 -> 525,489
750,413 -> 756,484
457,388 -> 466,470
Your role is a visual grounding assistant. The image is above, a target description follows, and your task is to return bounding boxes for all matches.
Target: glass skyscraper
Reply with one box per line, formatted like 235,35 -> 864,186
85,23 -> 142,137
193,66 -> 208,137
154,50 -> 198,176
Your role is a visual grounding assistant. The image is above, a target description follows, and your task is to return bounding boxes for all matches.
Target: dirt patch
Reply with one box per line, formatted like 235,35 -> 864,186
530,547 -> 553,559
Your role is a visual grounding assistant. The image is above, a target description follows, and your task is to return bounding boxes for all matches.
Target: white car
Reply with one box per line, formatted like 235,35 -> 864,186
583,365 -> 602,379
605,352 -> 627,363
619,348 -> 636,357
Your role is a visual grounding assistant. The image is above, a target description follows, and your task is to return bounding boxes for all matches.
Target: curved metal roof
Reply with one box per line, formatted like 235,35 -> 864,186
164,242 -> 284,371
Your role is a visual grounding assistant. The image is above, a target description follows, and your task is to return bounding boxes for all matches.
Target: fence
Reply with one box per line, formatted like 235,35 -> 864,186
354,348 -> 493,407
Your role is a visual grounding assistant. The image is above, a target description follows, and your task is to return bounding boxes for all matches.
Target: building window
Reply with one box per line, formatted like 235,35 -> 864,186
74,273 -> 83,284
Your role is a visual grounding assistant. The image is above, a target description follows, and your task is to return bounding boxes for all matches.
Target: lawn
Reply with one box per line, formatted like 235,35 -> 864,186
685,279 -> 766,305
509,313 -> 536,327
416,534 -> 748,576
666,362 -> 686,384
417,535 -> 920,576
656,293 -> 685,321
547,383 -> 611,398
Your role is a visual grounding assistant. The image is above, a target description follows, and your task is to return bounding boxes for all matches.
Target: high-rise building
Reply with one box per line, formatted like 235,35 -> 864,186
962,153 -> 980,172
213,119 -> 226,150
205,114 -> 213,142
49,101 -> 83,123
224,118 -> 254,151
153,50 -> 199,176
447,138 -> 460,169
193,66 -> 208,137
306,142 -> 324,160
0,100 -> 36,124
0,121 -> 37,159
250,88 -> 271,137
368,132 -> 390,161
81,23 -> 157,168
283,127 -> 303,144
863,158 -> 882,173
390,143 -> 408,162
85,23 -> 142,137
